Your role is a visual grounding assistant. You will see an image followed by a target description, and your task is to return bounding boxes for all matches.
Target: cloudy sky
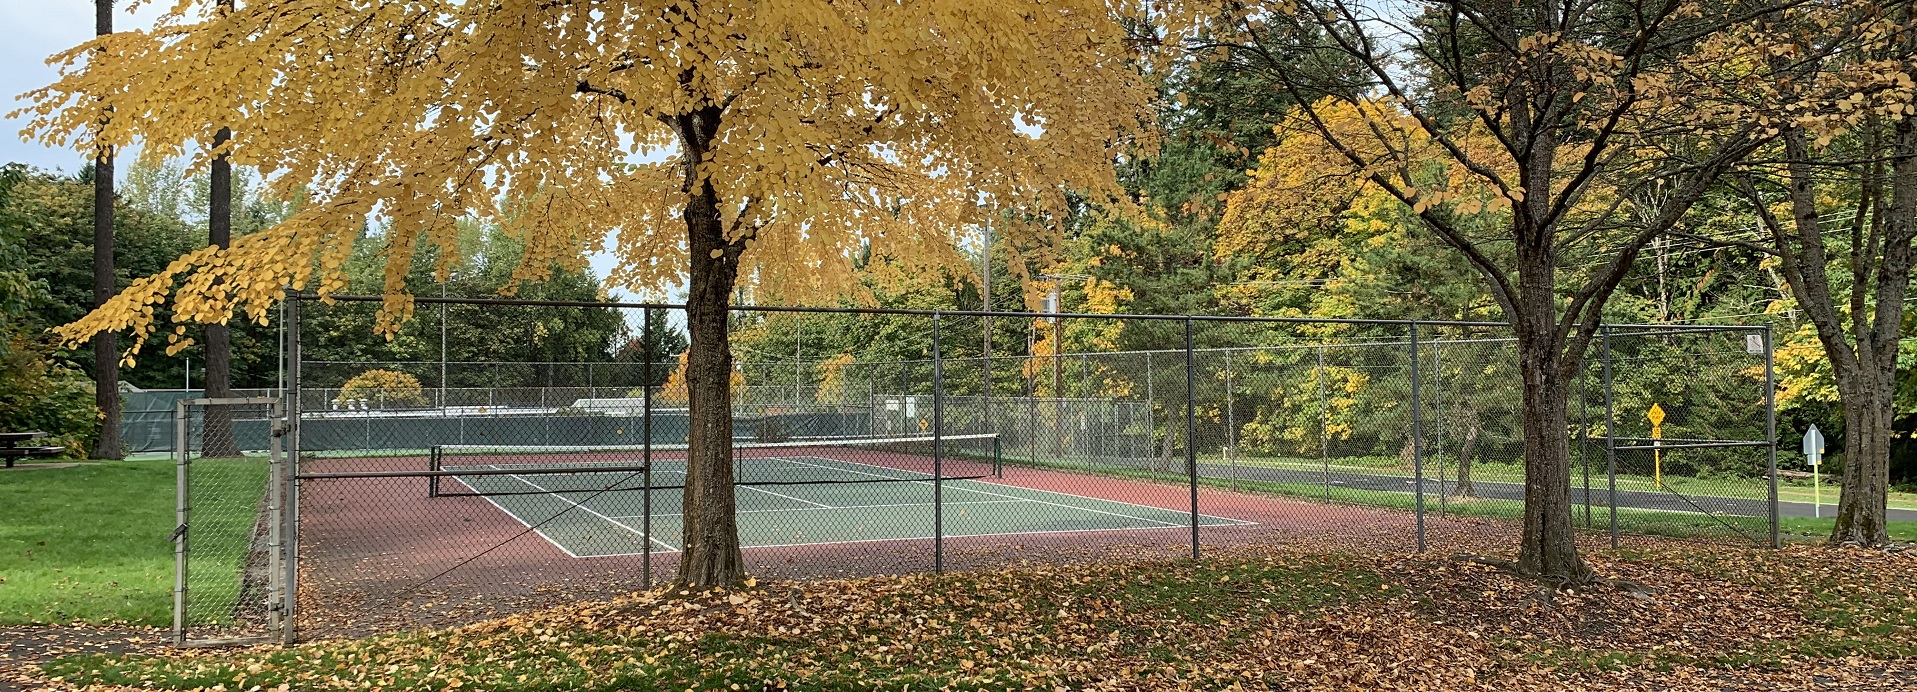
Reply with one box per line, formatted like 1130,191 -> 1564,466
3,2 -> 173,172
3,3 -> 658,301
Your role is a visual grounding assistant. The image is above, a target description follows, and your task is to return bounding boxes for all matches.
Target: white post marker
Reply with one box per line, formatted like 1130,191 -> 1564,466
1803,424 -> 1825,518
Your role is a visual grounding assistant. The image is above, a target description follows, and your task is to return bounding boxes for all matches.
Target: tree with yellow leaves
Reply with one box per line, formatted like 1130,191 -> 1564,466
21,1 -> 1154,586
1186,0 -> 1780,582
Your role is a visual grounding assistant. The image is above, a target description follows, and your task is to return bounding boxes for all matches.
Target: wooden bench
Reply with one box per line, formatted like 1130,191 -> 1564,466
0,431 -> 65,468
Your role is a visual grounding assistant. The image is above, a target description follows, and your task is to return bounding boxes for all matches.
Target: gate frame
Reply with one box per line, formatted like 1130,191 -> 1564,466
173,396 -> 288,647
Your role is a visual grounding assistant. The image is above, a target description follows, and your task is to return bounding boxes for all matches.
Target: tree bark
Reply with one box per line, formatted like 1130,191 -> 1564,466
1831,381 -> 1893,545
202,123 -> 240,458
1827,112 -> 1917,546
674,106 -> 747,588
89,0 -> 121,461
1514,265 -> 1592,581
1454,421 -> 1480,498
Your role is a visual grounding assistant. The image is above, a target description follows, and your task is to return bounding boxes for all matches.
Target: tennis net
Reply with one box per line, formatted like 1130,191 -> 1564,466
427,433 -> 1001,497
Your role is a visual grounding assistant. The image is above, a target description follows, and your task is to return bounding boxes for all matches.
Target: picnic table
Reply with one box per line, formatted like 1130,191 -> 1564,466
0,431 -> 65,468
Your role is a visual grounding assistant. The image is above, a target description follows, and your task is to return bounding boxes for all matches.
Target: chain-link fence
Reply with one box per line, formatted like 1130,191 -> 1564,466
267,295 -> 1776,642
172,397 -> 287,646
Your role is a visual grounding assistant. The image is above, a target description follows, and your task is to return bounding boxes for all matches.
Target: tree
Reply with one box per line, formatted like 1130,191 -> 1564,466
1186,0 -> 1774,581
24,0 -> 1151,587
2,166 -> 209,389
617,309 -> 688,390
200,0 -> 241,457
1691,3 -> 1917,546
89,0 -> 119,459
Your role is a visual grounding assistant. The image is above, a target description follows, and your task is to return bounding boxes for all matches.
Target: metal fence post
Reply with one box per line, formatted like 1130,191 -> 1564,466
642,307 -> 654,588
1184,319 -> 1199,560
1410,322 -> 1425,553
1224,347 -> 1237,490
932,313 -> 945,574
173,398 -> 190,646
1318,345 -> 1330,502
1601,326 -> 1619,548
1764,325 -> 1780,548
283,295 -> 301,643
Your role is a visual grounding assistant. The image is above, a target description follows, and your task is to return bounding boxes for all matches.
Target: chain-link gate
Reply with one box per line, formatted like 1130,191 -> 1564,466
173,397 -> 289,647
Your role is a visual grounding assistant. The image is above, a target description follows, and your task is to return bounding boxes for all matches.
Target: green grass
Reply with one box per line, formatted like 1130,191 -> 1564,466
1201,451 -> 1917,510
0,457 -> 267,626
1001,454 -> 1917,543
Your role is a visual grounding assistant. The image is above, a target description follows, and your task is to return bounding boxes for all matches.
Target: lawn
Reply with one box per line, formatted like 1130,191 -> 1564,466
1202,451 -> 1917,510
0,457 -> 267,626
1003,453 -> 1917,543
34,544 -> 1917,690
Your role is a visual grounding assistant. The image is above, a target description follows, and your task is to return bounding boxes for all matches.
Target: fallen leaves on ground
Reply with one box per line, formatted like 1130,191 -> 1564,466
23,543 -> 1917,691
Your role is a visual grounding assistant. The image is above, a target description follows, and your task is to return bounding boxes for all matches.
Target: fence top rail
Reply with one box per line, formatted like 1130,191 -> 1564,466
294,294 -> 1759,333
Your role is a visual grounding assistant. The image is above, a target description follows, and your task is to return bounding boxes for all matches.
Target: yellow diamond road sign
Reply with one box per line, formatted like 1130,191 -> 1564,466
1647,403 -> 1666,427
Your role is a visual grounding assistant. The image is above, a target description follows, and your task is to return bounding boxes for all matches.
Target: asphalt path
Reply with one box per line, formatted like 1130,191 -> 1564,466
1182,461 -> 1917,522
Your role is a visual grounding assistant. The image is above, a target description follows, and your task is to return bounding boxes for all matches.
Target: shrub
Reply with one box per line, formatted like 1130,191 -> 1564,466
335,369 -> 430,409
0,333 -> 97,456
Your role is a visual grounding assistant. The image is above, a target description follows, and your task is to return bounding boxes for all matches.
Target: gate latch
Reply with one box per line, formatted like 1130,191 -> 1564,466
169,523 -> 188,542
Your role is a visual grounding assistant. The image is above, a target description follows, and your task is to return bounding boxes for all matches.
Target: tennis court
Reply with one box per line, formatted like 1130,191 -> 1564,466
430,435 -> 1253,557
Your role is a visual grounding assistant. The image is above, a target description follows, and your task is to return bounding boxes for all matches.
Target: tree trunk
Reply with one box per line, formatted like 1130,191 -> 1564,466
1831,379 -> 1893,545
88,0 -> 121,461
675,108 -> 746,588
1454,421 -> 1480,498
1515,327 -> 1592,582
201,123 -> 240,458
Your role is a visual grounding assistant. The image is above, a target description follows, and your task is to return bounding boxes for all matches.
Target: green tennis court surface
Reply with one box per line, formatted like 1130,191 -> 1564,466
443,455 -> 1254,557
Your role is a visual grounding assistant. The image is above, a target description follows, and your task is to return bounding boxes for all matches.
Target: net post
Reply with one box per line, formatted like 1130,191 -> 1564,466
994,434 -> 1002,478
1184,319 -> 1198,561
932,312 -> 944,575
428,445 -> 441,498
1410,321 -> 1425,553
642,307 -> 655,588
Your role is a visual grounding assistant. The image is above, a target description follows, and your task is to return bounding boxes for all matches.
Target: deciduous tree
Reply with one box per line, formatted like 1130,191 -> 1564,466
22,0 -> 1153,586
1182,0 -> 1776,581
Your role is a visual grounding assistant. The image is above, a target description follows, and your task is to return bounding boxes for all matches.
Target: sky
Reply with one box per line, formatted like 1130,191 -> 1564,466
2,2 -> 655,301
2,2 -> 172,172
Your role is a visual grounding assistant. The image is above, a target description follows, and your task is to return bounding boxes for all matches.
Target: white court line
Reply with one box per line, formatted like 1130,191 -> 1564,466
607,498 -> 1030,520
766,456 -> 1191,528
494,472 -> 681,552
451,470 -> 586,559
736,483 -> 837,509
574,524 -> 1240,557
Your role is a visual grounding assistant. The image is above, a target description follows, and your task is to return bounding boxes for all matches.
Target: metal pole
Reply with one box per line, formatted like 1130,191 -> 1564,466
981,214 -> 992,458
642,308 -> 654,588
1601,326 -> 1619,548
1410,322 -> 1425,553
1145,350 -> 1155,468
1185,319 -> 1199,560
1578,361 -> 1593,529
173,399 -> 190,646
283,295 -> 301,643
1318,345 -> 1330,502
1225,348 -> 1237,490
933,313 -> 945,574
439,282 -> 447,409
1432,340 -> 1446,517
1764,326 -> 1779,548
265,400 -> 285,640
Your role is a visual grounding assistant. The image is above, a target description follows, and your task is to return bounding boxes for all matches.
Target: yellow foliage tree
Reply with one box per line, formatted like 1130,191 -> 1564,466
20,0 -> 1154,585
335,369 -> 429,409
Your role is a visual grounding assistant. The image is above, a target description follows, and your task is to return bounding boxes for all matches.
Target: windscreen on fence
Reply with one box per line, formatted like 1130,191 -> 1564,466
279,295 -> 1775,642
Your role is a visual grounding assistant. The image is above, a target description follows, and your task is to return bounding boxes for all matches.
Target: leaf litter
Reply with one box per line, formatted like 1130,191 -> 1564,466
22,542 -> 1917,691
